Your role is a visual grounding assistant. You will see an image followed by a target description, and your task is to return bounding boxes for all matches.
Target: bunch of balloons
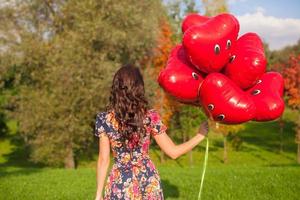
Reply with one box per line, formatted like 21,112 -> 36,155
158,13 -> 284,124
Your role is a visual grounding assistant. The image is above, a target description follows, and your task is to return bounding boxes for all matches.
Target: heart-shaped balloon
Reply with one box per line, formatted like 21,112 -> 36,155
247,72 -> 284,121
182,13 -> 209,33
198,73 -> 256,124
183,13 -> 240,73
224,33 -> 267,89
158,45 -> 205,103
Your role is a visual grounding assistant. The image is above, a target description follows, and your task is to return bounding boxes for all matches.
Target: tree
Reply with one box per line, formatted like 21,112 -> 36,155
146,18 -> 180,163
213,123 -> 244,164
184,0 -> 199,14
163,0 -> 200,42
282,54 -> 300,164
0,0 -> 164,168
202,0 -> 228,16
268,39 -> 300,71
178,105 -> 206,166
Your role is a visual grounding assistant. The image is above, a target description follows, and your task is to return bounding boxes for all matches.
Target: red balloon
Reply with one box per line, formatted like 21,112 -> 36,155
158,45 -> 205,103
183,13 -> 239,73
224,33 -> 267,89
198,73 -> 256,124
157,13 -> 285,124
182,13 -> 209,33
247,72 -> 284,121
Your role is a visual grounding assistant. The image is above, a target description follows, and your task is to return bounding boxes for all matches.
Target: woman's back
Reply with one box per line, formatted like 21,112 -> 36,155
94,108 -> 166,199
94,64 -> 208,200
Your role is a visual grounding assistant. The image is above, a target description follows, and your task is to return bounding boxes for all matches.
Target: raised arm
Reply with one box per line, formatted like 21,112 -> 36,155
153,121 -> 209,159
95,135 -> 110,200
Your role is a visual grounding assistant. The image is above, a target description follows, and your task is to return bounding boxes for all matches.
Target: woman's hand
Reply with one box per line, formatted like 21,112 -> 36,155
197,121 -> 209,136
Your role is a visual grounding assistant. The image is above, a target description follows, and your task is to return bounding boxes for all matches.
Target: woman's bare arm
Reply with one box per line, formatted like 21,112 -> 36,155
153,121 -> 209,159
95,135 -> 110,200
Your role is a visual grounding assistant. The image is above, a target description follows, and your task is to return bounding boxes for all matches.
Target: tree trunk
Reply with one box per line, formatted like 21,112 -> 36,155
159,91 -> 165,164
223,135 -> 228,164
189,150 -> 193,166
297,114 -> 300,164
64,142 -> 75,169
188,135 -> 193,166
183,131 -> 187,142
297,143 -> 300,164
279,116 -> 284,153
160,151 -> 165,163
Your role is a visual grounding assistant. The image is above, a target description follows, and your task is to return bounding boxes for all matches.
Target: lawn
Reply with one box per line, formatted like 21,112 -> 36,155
0,165 -> 299,200
0,108 -> 299,199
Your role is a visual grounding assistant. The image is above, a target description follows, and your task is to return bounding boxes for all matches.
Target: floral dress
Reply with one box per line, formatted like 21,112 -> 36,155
94,109 -> 167,200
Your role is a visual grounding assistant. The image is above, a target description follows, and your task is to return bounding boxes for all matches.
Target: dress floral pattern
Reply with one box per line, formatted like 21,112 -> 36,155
94,109 -> 167,200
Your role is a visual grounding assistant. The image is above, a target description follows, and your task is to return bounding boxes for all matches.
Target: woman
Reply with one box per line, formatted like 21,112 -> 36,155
94,64 -> 209,200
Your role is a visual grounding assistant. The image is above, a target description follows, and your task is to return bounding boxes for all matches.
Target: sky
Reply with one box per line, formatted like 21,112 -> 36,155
195,0 -> 300,50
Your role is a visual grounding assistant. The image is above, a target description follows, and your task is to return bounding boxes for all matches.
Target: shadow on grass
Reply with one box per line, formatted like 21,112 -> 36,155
238,120 -> 297,154
0,134 -> 45,176
212,140 -> 224,149
267,163 -> 300,167
0,166 -> 44,178
161,179 -> 180,198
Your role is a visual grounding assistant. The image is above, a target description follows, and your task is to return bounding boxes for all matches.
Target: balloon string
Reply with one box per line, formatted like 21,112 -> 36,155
197,137 -> 209,200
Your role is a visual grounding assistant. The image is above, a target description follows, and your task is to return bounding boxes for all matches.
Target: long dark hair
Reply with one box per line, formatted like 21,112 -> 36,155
107,64 -> 149,149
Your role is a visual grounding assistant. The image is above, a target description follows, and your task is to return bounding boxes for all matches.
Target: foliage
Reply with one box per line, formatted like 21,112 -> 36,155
147,18 -> 180,126
177,105 -> 206,139
283,54 -> 300,109
163,0 -> 199,42
0,0 -> 164,167
184,0 -> 198,14
214,123 -> 245,137
202,0 -> 229,16
213,122 -> 245,163
268,40 -> 300,70
282,54 -> 300,163
144,17 -> 181,162
264,37 -> 300,161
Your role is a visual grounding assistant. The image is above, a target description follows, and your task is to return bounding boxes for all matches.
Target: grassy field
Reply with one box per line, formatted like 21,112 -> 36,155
0,165 -> 299,200
0,108 -> 300,199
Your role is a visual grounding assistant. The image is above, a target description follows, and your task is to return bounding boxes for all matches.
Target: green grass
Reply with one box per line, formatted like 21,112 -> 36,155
0,165 -> 299,200
159,165 -> 300,200
0,108 -> 299,199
